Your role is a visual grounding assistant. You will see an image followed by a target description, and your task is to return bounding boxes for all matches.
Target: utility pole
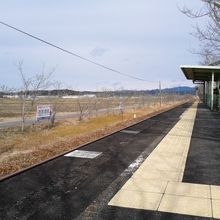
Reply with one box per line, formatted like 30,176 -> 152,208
159,81 -> 162,107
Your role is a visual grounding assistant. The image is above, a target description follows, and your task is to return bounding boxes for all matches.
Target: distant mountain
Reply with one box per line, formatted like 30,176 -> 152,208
1,86 -> 195,97
148,86 -> 195,95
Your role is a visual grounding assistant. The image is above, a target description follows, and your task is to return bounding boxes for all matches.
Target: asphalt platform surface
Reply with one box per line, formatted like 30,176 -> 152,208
0,102 -> 219,220
183,103 -> 220,186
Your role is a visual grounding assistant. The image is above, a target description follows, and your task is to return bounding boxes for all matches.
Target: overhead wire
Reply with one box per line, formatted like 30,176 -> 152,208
0,20 -> 149,82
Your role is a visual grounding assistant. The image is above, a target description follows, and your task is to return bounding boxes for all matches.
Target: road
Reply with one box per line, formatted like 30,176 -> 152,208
1,102 -> 219,219
0,107 -> 124,129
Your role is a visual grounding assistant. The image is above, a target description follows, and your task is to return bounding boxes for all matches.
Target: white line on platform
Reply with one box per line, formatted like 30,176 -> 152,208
64,150 -> 102,159
120,130 -> 140,134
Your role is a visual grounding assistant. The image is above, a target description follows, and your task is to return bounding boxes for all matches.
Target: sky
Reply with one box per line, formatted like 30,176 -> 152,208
0,0 -> 204,91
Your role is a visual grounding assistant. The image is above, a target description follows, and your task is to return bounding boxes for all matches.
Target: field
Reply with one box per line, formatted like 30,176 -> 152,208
0,94 -> 183,119
0,94 -> 192,178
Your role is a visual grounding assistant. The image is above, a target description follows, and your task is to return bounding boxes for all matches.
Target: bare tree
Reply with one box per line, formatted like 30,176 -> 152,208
16,61 -> 55,132
180,0 -> 220,64
93,96 -> 99,117
77,97 -> 84,121
138,91 -> 147,108
0,85 -> 14,98
101,88 -> 112,115
76,96 -> 92,122
49,81 -> 63,127
118,95 -> 126,120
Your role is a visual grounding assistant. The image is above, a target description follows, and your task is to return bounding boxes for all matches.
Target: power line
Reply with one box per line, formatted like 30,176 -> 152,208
0,20 -> 149,82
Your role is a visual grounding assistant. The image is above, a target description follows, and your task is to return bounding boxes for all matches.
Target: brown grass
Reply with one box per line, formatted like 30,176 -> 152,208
0,96 -> 148,118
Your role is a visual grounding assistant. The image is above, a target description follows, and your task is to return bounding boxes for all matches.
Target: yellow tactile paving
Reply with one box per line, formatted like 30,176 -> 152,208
140,157 -> 182,172
132,169 -> 180,181
212,199 -> 220,219
108,189 -> 162,211
108,103 -> 220,219
211,185 -> 220,200
165,182 -> 210,199
158,194 -> 212,218
121,178 -> 167,194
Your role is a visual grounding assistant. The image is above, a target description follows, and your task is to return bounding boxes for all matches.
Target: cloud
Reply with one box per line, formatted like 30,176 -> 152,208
122,58 -> 130,63
90,48 -> 109,57
0,0 -> 200,90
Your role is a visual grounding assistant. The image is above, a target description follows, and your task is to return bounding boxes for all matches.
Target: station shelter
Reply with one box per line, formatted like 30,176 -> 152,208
181,65 -> 220,111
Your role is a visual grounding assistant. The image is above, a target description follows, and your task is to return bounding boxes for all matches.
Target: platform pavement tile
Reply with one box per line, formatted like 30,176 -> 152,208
178,156 -> 188,173
155,146 -> 185,155
160,136 -> 181,146
121,178 -> 167,194
165,182 -> 211,199
177,171 -> 184,182
182,147 -> 191,157
108,189 -> 163,211
145,152 -> 183,162
171,128 -> 192,137
158,194 -> 212,218
156,137 -> 173,145
141,158 -> 182,172
143,154 -> 183,167
211,185 -> 220,200
212,199 -> 220,219
159,135 -> 180,145
155,139 -> 190,152
147,151 -> 183,159
132,169 -> 180,181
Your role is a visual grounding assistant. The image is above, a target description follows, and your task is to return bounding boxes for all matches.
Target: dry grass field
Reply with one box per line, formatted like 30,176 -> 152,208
0,94 -> 177,120
0,95 -> 191,178
0,96 -> 135,118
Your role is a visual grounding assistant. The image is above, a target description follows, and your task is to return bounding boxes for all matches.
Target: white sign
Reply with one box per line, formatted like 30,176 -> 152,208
36,105 -> 53,121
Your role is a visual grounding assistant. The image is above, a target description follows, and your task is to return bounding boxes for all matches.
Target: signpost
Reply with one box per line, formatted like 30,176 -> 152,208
36,105 -> 53,121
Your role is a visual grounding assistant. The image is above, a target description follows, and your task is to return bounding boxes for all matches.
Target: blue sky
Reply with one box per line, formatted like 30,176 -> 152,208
0,0 -> 204,91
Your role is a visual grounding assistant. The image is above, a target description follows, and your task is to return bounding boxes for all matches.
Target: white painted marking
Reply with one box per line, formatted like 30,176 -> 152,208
64,150 -> 102,159
120,130 -> 140,134
121,154 -> 144,177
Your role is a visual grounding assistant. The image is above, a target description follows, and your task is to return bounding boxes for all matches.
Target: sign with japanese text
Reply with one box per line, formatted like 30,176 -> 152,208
36,105 -> 53,121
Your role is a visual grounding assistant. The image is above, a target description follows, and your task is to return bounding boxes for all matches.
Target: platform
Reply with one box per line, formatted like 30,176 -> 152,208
109,103 -> 220,219
1,102 -> 220,220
